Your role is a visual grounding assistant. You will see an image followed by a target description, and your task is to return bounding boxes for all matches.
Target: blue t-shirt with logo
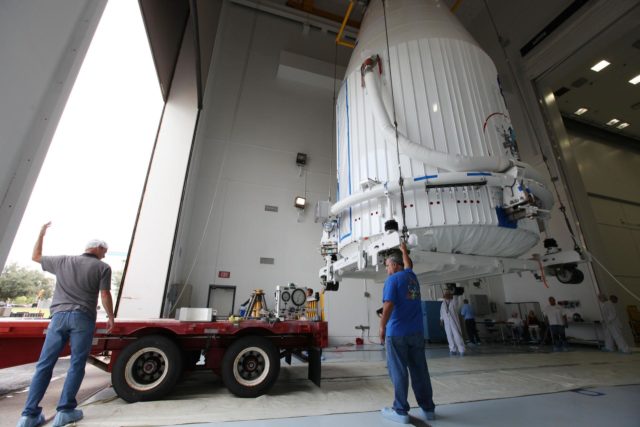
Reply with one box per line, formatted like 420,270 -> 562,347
383,268 -> 424,337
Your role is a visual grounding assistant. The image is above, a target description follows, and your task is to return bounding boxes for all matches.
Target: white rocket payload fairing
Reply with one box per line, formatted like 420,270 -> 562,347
318,0 -> 582,287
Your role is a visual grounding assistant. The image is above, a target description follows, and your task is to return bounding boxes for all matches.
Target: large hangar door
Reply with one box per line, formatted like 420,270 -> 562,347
117,15 -> 199,319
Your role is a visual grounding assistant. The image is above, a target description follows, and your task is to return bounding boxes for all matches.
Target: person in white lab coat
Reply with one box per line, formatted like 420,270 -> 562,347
507,312 -> 525,342
543,296 -> 568,351
440,290 -> 465,356
598,294 -> 631,354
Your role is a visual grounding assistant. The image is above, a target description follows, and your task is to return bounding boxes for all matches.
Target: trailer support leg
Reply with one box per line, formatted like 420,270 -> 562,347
307,347 -> 321,387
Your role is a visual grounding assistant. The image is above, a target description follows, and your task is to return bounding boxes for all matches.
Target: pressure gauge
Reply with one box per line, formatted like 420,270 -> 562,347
291,288 -> 306,306
281,290 -> 291,302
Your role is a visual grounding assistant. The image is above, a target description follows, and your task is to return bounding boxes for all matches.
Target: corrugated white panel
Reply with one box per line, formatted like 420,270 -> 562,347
334,0 -> 540,258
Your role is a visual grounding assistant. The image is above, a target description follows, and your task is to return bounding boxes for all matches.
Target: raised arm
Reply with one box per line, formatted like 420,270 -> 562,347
400,242 -> 413,269
32,222 -> 51,263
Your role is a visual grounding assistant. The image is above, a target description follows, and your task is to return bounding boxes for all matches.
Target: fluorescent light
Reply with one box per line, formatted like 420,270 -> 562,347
432,103 -> 438,113
574,107 -> 588,115
629,74 -> 640,85
606,118 -> 620,126
590,60 -> 610,72
617,122 -> 629,129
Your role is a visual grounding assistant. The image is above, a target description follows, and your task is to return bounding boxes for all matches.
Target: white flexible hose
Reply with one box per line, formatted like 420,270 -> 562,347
363,70 -> 512,172
330,172 -> 553,215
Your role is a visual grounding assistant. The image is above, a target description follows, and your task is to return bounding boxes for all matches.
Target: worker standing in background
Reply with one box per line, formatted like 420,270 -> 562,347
441,289 -> 465,356
526,310 -> 542,343
379,242 -> 436,424
17,223 -> 115,427
599,294 -> 631,354
543,296 -> 568,352
460,299 -> 481,345
507,312 -> 525,342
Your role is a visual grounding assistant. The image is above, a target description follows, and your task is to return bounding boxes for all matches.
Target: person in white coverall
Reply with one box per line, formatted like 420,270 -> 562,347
598,294 -> 631,354
440,290 -> 465,356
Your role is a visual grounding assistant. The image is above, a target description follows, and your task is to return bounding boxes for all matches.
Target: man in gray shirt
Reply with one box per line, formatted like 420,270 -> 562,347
17,222 -> 115,427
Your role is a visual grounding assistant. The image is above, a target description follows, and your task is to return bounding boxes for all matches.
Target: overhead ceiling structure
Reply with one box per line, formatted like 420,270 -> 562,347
139,0 -> 223,107
285,0 -> 365,27
542,4 -> 640,141
245,0 -> 640,144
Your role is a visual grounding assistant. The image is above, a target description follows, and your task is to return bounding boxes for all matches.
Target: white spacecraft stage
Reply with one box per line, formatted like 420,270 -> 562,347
318,0 -> 583,288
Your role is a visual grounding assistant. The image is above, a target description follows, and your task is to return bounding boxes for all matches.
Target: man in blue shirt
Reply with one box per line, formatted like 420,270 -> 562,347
460,299 -> 481,345
379,242 -> 435,424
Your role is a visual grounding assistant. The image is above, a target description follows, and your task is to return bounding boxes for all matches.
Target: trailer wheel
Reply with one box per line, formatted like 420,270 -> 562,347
221,336 -> 280,397
112,335 -> 182,402
555,265 -> 584,284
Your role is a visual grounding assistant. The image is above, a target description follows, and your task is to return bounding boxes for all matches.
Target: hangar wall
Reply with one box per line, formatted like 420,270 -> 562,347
169,2 -> 359,338
569,122 -> 640,341
167,0 -> 603,340
117,17 -> 199,318
2,0 -> 636,343
467,0 -> 639,339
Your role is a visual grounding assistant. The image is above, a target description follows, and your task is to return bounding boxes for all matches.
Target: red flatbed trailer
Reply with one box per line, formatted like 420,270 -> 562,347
0,318 -> 328,401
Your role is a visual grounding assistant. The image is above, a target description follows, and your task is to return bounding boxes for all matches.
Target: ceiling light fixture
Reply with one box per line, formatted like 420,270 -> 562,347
617,122 -> 629,129
590,60 -> 610,72
606,118 -> 620,126
629,74 -> 640,85
574,107 -> 588,115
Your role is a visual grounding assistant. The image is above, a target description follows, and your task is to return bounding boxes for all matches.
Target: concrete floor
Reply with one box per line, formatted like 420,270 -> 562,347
0,361 -> 110,427
1,342 -> 638,427
175,384 -> 640,427
167,342 -> 639,427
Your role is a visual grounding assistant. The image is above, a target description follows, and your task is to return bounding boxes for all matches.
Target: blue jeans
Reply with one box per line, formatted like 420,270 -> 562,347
385,333 -> 435,415
22,311 -> 95,416
549,325 -> 568,350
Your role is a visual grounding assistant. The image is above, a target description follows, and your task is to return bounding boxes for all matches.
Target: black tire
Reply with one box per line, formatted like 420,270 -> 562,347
569,268 -> 584,284
221,336 -> 280,398
112,335 -> 183,402
555,266 -> 575,284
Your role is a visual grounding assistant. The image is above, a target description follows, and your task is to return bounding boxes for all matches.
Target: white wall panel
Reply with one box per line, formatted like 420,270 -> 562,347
172,0 -> 639,340
172,2 -> 359,332
118,18 -> 198,318
572,134 -> 640,204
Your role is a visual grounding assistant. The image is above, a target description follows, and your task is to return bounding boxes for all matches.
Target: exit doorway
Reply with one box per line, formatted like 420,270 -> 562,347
207,285 -> 236,317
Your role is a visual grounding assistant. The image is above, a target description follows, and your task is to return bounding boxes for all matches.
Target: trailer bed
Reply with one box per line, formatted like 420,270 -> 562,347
0,318 -> 328,401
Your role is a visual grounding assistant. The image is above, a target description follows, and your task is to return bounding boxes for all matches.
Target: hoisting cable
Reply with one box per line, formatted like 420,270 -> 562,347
542,162 -> 640,301
480,0 -> 640,303
329,39 -> 338,202
481,0 -> 582,254
381,0 -> 408,242
549,168 -> 582,254
590,252 -> 640,302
